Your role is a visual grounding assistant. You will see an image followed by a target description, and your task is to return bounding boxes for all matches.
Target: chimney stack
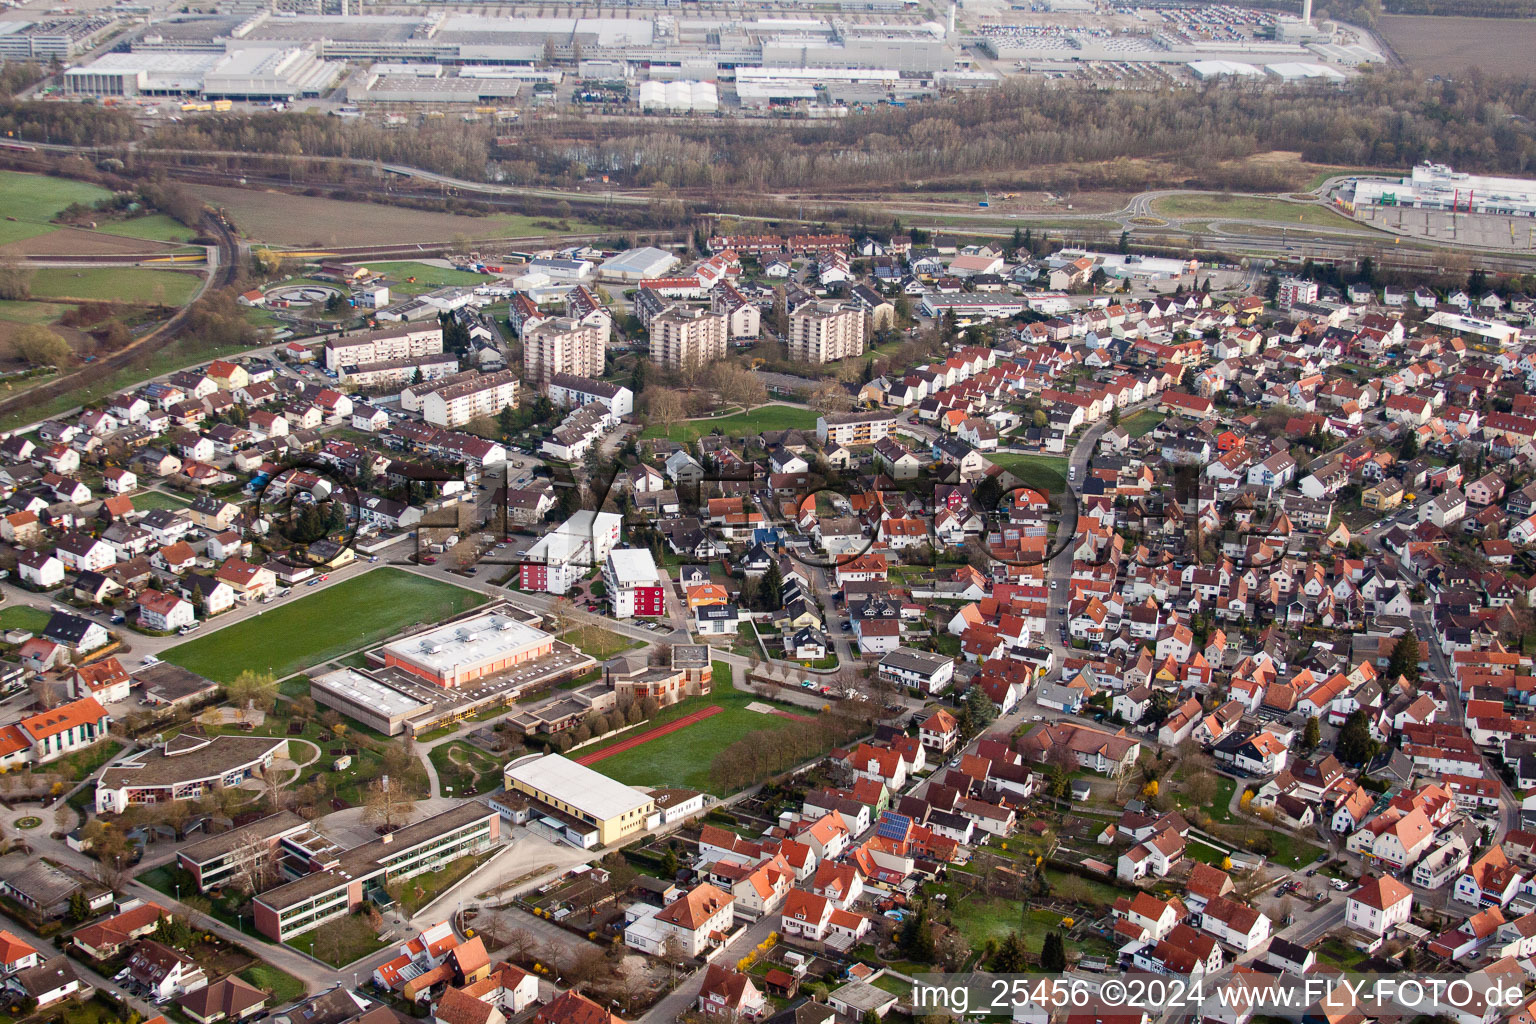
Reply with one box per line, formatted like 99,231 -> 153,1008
1302,0 -> 1312,23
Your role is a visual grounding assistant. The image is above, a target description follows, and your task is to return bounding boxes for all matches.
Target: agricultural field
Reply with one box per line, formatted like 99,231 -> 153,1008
1379,14 -> 1536,76
582,682 -> 813,795
92,213 -> 199,243
0,171 -> 111,247
986,453 -> 1070,495
190,183 -> 610,247
160,568 -> 486,682
1151,194 -> 1359,230
640,403 -> 819,443
26,267 -> 202,305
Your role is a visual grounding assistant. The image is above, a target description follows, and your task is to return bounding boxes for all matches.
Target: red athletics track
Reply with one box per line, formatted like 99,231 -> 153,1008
575,705 -> 724,765
772,710 -> 815,723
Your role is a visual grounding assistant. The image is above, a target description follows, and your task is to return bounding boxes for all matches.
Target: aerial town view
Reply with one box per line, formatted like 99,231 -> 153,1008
3,0 -> 1536,1020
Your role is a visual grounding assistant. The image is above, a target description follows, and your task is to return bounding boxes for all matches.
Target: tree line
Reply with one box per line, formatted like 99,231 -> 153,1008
96,70 -> 1536,198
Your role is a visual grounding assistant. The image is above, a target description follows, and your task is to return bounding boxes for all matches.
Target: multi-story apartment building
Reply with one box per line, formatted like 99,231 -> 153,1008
519,510 -> 623,594
337,352 -> 459,389
421,370 -> 520,428
523,315 -> 608,387
546,374 -> 634,419
817,410 -> 897,447
787,301 -> 867,365
323,324 -> 443,372
603,548 -> 665,619
650,306 -> 728,371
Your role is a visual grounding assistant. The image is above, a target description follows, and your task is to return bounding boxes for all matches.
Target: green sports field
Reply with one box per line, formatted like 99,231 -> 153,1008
26,268 -> 201,305
0,171 -> 111,246
160,567 -> 487,682
640,403 -> 818,443
582,678 -> 816,795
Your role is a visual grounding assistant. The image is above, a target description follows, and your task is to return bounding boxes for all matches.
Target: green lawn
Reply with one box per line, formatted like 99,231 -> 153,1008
32,738 -> 122,781
640,403 -> 818,443
26,268 -> 201,305
360,262 -> 493,295
287,914 -> 389,967
0,171 -> 111,246
1265,831 -> 1324,869
584,668 -> 821,795
91,214 -> 198,243
986,453 -> 1069,495
0,606 -> 52,633
387,852 -> 490,915
238,963 -> 307,1005
1119,409 -> 1163,438
130,490 -> 194,511
562,624 -> 638,659
1151,194 -> 1357,229
1169,775 -> 1237,825
0,301 -> 72,325
160,568 -> 487,682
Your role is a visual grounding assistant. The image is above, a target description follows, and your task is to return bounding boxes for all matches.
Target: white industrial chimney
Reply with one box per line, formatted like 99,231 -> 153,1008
1302,0 -> 1312,24
948,1 -> 956,38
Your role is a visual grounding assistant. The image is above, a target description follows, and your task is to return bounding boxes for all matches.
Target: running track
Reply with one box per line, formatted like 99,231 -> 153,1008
576,706 -> 725,765
772,709 -> 815,723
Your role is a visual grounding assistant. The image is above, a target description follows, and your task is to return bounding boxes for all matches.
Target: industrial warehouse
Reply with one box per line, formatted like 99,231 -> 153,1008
1349,163 -> 1536,219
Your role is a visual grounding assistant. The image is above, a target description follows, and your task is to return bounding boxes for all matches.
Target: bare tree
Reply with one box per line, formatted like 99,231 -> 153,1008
644,388 -> 685,434
362,776 -> 417,829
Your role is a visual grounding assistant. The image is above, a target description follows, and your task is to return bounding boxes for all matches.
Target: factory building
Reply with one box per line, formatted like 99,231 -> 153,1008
0,16 -> 118,60
64,45 -> 342,99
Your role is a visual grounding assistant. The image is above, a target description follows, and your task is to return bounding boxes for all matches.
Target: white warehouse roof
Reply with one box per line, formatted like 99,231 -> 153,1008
1187,59 -> 1262,79
504,754 -> 654,821
638,78 -> 718,112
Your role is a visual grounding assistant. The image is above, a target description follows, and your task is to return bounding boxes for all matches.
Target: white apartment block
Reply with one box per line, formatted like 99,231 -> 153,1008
651,306 -> 728,370
421,370 -> 521,427
788,301 -> 867,365
523,315 -> 609,386
547,374 -> 634,419
338,352 -> 460,388
324,324 -> 444,371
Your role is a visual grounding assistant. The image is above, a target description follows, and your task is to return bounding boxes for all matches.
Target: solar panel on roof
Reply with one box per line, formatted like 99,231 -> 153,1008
876,813 -> 911,839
